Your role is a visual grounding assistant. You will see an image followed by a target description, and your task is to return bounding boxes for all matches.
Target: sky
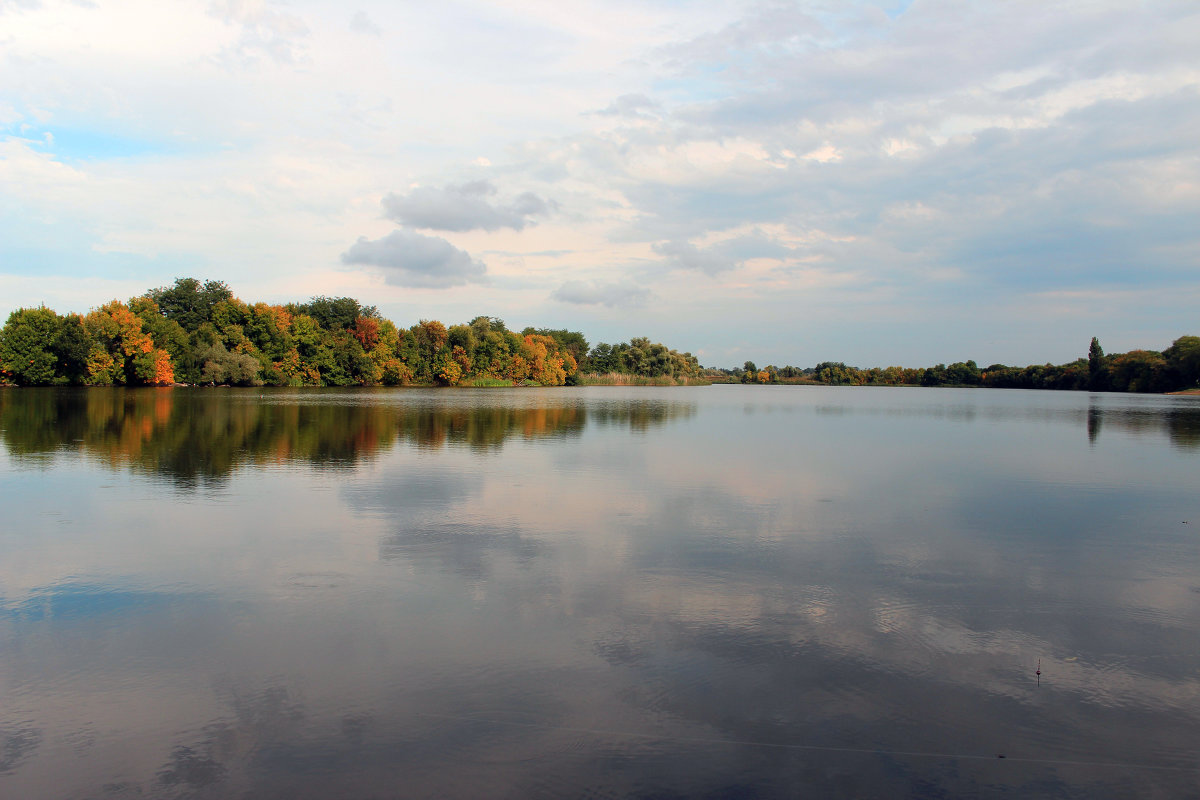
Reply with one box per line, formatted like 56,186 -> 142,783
1,0 -> 1198,369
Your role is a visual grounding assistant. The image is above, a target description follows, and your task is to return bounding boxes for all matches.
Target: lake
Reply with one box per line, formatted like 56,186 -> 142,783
1,385 -> 1198,799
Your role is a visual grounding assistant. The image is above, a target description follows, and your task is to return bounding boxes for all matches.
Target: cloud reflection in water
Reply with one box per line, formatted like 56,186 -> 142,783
1,387 -> 1198,798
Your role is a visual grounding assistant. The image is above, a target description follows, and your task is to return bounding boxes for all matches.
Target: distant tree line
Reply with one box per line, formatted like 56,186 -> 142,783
0,278 -> 704,387
714,335 -> 1200,394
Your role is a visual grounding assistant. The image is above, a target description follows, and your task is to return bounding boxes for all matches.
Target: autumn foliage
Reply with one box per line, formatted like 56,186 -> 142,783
0,278 -> 705,388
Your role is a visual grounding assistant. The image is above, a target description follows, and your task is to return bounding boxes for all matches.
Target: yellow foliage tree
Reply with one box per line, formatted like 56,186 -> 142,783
83,300 -> 175,385
523,334 -> 571,386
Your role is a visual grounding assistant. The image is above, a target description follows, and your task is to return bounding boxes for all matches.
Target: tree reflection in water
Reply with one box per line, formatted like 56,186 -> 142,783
0,388 -> 696,486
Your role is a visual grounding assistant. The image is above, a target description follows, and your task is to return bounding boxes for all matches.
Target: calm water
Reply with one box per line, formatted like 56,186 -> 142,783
1,386 -> 1199,799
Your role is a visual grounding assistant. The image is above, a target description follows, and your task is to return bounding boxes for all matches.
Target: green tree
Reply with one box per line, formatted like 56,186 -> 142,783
1108,350 -> 1169,393
52,314 -> 92,384
587,343 -> 618,373
291,296 -> 375,332
409,320 -> 449,384
0,307 -> 61,385
921,364 -> 948,386
1164,336 -> 1200,388
448,324 -> 477,358
131,296 -> 194,381
945,360 -> 981,386
290,314 -> 335,385
814,361 -> 853,385
198,341 -> 262,385
1088,337 -> 1108,391
148,278 -> 233,332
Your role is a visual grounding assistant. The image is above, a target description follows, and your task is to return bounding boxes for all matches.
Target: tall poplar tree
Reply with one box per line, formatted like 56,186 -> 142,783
1088,337 -> 1107,391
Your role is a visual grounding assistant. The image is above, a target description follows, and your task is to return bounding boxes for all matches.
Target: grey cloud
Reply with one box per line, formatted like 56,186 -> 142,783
613,73 -> 1200,289
668,3 -> 1197,134
652,240 -> 731,274
596,94 -> 662,119
341,229 -> 486,288
651,233 -> 798,276
552,280 -> 649,308
488,0 -> 1196,357
382,181 -> 550,232
658,3 -> 827,72
349,10 -> 380,36
720,232 -> 795,262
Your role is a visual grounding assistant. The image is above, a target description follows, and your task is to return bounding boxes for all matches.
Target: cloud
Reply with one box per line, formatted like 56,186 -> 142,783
208,0 -> 310,67
340,229 -> 486,288
595,94 -> 662,119
552,280 -> 649,308
349,10 -> 379,36
381,181 -> 550,232
651,240 -> 731,275
3,0 -> 1198,368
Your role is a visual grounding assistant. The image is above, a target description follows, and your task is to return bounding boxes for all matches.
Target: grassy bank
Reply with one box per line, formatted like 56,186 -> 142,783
577,372 -> 712,386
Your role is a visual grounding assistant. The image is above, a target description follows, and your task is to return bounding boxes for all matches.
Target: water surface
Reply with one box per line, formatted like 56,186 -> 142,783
2,386 -> 1198,798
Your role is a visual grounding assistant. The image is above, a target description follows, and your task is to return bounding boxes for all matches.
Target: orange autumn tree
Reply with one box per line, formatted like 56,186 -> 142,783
83,300 -> 174,385
349,316 -> 380,351
522,334 -> 577,386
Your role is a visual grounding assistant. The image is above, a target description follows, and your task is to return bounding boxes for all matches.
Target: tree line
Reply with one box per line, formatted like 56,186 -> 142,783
0,278 -> 704,387
719,335 -> 1200,393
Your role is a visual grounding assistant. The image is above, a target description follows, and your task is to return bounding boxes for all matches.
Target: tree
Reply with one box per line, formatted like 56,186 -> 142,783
1164,336 -> 1200,388
291,296 -> 375,332
522,327 -> 589,369
149,278 -> 233,332
587,343 -> 618,373
945,360 -> 981,386
522,334 -> 574,386
814,361 -> 853,385
447,324 -> 476,356
1107,350 -> 1169,393
52,314 -> 92,384
1088,337 -> 1107,391
82,300 -> 175,385
409,320 -> 449,384
0,307 -> 61,385
131,296 -> 193,381
198,341 -> 261,385
921,364 -> 947,386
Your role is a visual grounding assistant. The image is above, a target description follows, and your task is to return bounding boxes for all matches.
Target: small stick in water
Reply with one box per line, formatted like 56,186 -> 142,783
1036,658 -> 1041,686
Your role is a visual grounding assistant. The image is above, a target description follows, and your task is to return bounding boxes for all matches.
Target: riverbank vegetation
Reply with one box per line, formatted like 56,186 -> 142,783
4,279 -> 1196,394
0,278 -> 704,387
715,335 -> 1200,394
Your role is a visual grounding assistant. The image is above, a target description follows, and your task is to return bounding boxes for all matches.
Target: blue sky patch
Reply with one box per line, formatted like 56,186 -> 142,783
10,124 -> 176,162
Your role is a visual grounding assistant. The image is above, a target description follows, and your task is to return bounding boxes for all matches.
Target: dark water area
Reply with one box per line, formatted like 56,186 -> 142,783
1,385 -> 1199,799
